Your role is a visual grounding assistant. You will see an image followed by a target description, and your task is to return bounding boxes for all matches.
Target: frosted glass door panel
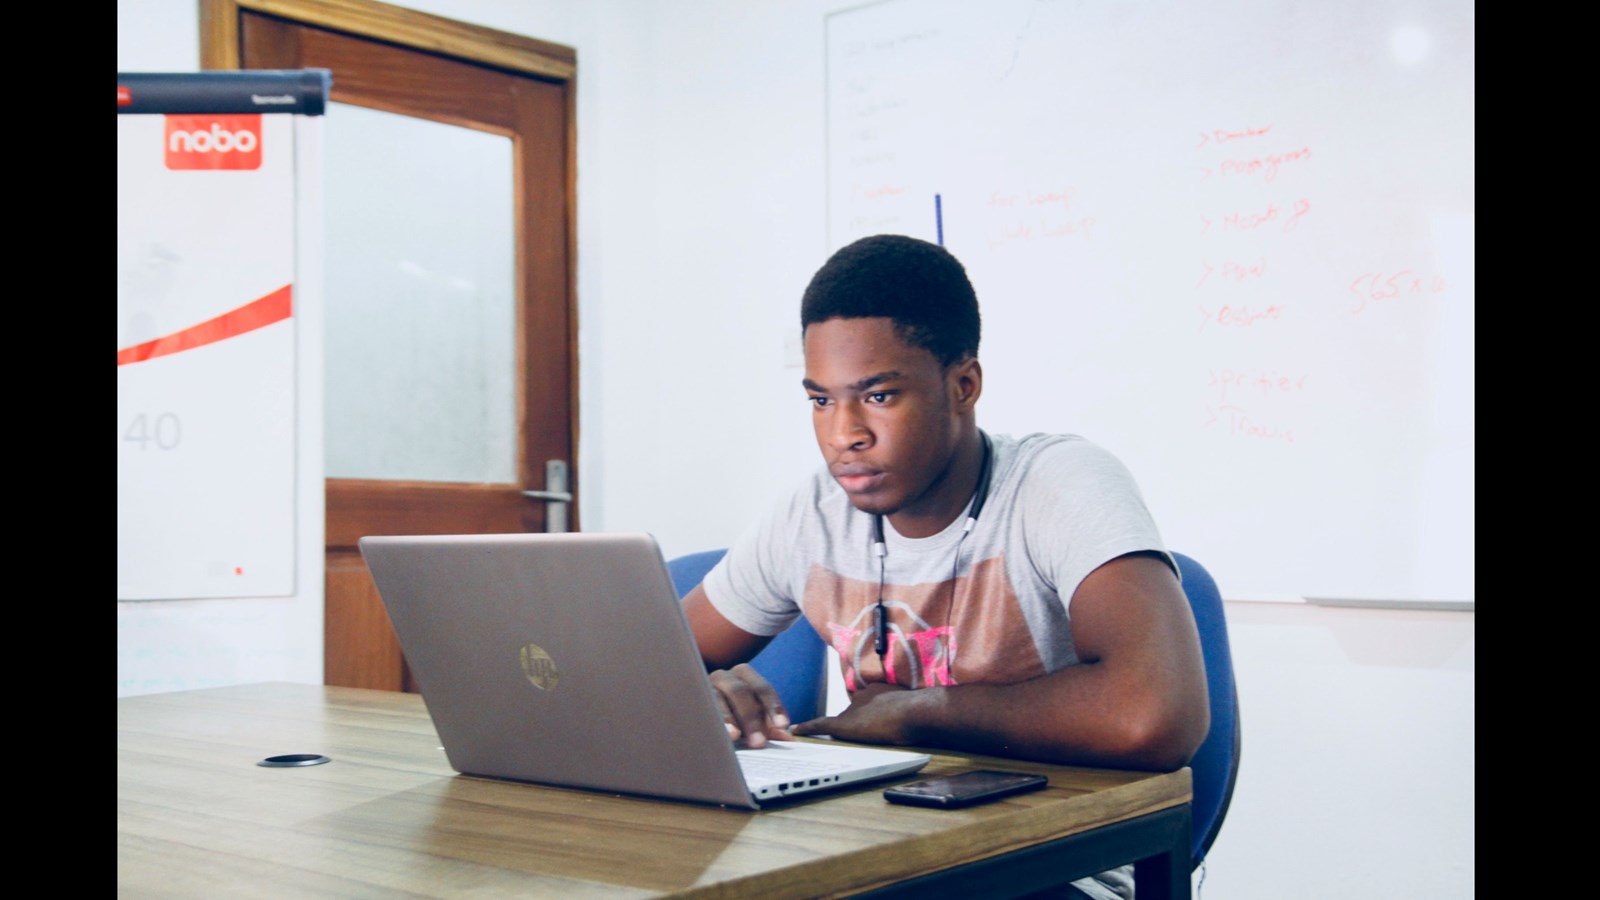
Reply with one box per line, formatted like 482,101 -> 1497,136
323,102 -> 515,483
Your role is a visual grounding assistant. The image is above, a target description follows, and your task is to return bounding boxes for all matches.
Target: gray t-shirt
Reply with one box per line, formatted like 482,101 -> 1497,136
703,431 -> 1169,900
703,432 -> 1174,691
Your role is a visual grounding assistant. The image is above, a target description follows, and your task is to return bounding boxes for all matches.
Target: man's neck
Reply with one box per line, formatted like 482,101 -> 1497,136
886,428 -> 987,539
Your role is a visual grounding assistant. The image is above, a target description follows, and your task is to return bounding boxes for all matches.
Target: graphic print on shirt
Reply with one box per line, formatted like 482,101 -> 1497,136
803,556 -> 1046,691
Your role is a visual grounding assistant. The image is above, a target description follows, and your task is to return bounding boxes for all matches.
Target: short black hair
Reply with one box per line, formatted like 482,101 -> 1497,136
800,234 -> 980,367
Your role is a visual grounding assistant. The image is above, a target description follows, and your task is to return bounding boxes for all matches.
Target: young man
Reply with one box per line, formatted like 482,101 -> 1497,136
680,234 -> 1208,898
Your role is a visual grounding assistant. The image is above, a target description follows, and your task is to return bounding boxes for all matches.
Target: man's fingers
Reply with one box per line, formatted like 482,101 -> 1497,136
732,663 -> 791,730
709,664 -> 791,748
708,669 -> 753,741
709,689 -> 741,740
709,666 -> 769,746
788,716 -> 832,737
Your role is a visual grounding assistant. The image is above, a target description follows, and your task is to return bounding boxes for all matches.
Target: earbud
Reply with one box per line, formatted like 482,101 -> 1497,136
869,431 -> 993,677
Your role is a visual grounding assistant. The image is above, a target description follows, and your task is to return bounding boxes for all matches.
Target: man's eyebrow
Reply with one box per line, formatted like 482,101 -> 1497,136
801,371 -> 904,394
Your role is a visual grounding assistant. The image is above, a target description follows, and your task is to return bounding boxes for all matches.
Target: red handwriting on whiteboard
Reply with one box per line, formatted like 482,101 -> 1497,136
1027,189 -> 1073,209
1197,303 -> 1283,332
985,187 -> 1092,248
1208,146 -> 1312,183
1208,369 -> 1309,403
1221,204 -> 1278,230
1283,198 -> 1311,231
1197,124 -> 1273,147
1203,404 -> 1295,443
1042,219 -> 1095,238
860,183 -> 909,200
849,214 -> 900,231
1196,258 -> 1267,287
1348,270 -> 1448,314
987,218 -> 1096,249
988,189 -> 1074,210
1201,199 -> 1312,233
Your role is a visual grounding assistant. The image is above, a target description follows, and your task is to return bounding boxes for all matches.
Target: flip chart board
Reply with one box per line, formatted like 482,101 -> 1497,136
117,70 -> 327,601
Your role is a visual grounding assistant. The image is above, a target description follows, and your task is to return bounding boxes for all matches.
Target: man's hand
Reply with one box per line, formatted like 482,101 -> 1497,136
683,585 -> 793,747
790,682 -> 920,746
709,663 -> 795,748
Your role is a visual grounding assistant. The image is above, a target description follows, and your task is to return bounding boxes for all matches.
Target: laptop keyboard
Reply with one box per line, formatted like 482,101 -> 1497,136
737,751 -> 850,782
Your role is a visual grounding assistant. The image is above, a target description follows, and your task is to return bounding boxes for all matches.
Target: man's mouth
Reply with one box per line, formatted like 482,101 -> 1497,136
832,464 -> 885,494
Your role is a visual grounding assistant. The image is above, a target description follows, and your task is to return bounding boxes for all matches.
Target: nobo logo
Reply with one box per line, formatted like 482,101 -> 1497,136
164,114 -> 263,170
520,642 -> 559,691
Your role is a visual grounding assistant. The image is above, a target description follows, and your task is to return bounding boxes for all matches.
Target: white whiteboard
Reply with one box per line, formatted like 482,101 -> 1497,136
826,0 -> 1474,603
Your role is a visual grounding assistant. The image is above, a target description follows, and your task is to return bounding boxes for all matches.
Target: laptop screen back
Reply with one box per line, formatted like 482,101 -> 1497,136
359,531 -> 757,808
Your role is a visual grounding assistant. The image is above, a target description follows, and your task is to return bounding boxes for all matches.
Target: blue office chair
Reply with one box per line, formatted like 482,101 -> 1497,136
666,549 -> 829,722
1172,551 -> 1241,870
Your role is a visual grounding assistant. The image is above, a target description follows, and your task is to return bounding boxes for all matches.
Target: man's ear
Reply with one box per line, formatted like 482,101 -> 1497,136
950,357 -> 983,411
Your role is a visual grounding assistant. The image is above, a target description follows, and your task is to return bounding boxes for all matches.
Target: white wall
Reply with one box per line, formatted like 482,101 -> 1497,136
117,2 -> 1473,897
1202,601 -> 1473,898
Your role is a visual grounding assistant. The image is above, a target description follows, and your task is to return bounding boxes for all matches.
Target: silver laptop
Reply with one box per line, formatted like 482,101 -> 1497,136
358,531 -> 930,809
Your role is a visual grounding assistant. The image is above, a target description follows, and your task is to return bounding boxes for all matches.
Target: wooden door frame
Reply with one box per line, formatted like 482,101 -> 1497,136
199,0 -> 580,485
200,0 -> 581,690
200,0 -> 576,80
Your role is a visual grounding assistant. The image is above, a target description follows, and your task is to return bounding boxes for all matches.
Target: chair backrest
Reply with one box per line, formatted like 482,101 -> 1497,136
666,549 -> 829,723
1172,551 -> 1241,869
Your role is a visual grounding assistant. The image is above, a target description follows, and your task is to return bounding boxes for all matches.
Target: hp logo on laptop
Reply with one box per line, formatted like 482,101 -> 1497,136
519,642 -> 559,691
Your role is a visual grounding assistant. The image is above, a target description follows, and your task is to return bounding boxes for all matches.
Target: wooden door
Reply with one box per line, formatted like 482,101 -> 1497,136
202,0 -> 577,692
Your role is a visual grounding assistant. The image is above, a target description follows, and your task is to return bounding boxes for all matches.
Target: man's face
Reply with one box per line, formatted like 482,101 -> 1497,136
802,316 -> 967,523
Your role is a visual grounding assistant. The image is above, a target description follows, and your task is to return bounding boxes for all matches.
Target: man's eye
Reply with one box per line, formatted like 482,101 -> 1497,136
867,392 -> 891,404
809,396 -> 830,408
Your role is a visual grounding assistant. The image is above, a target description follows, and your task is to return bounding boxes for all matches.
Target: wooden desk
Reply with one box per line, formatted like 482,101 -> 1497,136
118,683 -> 1192,898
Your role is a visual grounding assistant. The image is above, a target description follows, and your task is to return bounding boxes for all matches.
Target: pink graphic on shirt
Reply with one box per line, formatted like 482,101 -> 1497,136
893,626 -> 957,687
827,610 -> 956,690
827,622 -> 868,690
807,557 -> 1045,693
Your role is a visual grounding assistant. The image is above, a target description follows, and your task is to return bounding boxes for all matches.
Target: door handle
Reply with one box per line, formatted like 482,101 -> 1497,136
522,459 -> 572,532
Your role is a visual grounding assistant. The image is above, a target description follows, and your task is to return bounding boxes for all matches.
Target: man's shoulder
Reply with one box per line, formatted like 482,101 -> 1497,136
996,432 -> 1143,499
1002,431 -> 1088,452
724,466 -> 862,581
999,431 -> 1114,470
764,465 -> 850,525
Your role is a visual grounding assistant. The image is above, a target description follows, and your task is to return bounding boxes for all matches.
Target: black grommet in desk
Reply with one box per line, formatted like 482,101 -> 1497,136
257,754 -> 331,767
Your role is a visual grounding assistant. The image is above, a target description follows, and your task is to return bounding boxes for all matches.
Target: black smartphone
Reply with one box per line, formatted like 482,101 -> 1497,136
882,769 -> 1048,809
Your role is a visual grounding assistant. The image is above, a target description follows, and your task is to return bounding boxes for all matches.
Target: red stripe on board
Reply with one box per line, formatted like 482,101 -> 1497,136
117,285 -> 293,366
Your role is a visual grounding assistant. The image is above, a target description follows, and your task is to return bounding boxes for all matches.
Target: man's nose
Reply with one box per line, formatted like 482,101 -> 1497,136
827,403 -> 872,452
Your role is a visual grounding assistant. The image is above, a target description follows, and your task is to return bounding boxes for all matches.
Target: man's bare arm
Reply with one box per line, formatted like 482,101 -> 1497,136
791,552 -> 1210,771
681,584 -> 793,747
